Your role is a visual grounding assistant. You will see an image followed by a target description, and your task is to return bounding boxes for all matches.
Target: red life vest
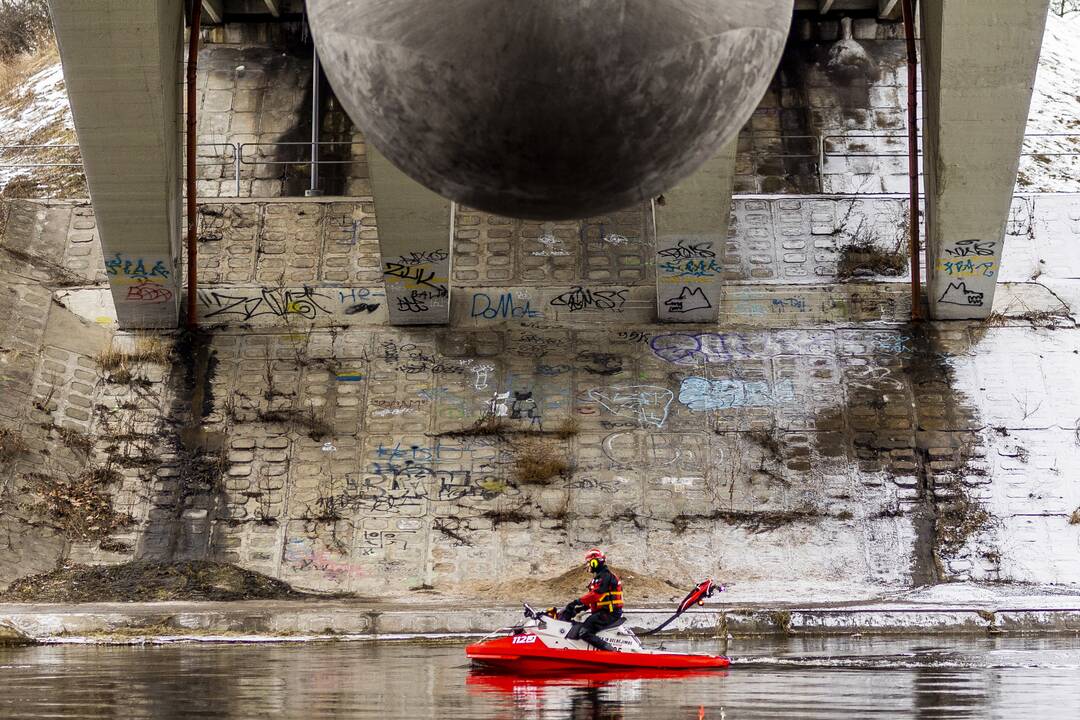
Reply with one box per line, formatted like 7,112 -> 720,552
580,568 -> 623,613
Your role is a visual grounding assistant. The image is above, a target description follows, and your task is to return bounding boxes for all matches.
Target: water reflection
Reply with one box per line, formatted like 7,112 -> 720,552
1,636 -> 1079,719
468,669 -> 728,720
911,667 -> 987,720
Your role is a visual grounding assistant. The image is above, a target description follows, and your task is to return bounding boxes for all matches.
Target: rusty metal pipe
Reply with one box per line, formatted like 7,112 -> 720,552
902,0 -> 922,321
185,1 -> 202,329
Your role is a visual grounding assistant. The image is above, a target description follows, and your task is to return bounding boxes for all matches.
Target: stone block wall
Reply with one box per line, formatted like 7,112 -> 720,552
194,25 -> 369,199
736,15 -> 912,195
4,196 -> 1078,600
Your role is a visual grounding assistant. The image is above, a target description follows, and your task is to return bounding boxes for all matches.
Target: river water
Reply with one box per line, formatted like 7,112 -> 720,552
2,635 -> 1079,719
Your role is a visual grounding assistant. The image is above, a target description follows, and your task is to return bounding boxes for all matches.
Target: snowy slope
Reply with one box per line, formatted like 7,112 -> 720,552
0,58 -> 77,194
1019,9 -> 1080,191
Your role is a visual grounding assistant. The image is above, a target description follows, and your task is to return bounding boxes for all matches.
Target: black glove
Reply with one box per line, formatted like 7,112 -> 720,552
558,601 -> 583,622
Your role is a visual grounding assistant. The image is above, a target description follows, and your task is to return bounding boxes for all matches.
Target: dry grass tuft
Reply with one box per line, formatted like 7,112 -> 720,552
512,439 -> 571,484
96,334 -> 172,384
985,297 -> 1071,328
553,417 -> 580,439
96,334 -> 171,371
0,1 -> 52,65
0,425 -> 29,461
1069,508 -> 1080,526
0,39 -> 55,97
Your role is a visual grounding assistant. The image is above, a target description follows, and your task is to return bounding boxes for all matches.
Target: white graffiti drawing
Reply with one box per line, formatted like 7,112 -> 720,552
472,363 -> 492,390
587,386 -> 674,428
489,391 -> 511,417
602,431 -> 685,468
455,358 -> 494,390
532,233 -> 571,257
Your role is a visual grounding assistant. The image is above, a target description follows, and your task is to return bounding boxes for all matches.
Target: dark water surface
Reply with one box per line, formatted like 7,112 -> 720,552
3,635 -> 1080,719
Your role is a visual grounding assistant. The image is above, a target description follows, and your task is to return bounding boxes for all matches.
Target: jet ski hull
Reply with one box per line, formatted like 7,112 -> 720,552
466,635 -> 729,674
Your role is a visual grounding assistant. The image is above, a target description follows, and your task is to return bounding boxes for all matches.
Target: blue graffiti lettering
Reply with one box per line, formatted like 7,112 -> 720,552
105,253 -> 170,280
470,292 -> 544,320
659,258 -> 723,279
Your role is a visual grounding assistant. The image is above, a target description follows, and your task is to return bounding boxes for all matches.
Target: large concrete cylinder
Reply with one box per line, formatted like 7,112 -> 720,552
309,0 -> 793,220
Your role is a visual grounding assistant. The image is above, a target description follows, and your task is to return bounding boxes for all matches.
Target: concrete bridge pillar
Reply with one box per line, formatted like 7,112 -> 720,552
920,0 -> 1049,319
48,0 -> 184,328
654,140 -> 737,323
367,149 -> 452,325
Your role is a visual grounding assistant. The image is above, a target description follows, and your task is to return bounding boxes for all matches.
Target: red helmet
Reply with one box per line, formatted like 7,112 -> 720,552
584,548 -> 606,568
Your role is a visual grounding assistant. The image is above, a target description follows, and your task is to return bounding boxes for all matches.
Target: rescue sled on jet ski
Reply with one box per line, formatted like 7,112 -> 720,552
466,579 -> 729,673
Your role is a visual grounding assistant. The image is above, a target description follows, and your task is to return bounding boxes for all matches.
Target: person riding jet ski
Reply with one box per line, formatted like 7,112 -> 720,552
557,548 -> 624,651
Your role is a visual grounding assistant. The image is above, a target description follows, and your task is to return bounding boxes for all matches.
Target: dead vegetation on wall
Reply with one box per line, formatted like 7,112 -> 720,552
934,494 -> 995,559
22,466 -> 133,541
0,425 -> 28,461
255,406 -> 332,441
481,507 -> 536,527
835,203 -> 908,279
441,411 -> 578,486
837,239 -> 907,278
671,504 -> 840,535
984,302 -> 1072,329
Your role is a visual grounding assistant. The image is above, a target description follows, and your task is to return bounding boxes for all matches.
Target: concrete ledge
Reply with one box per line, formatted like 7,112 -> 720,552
4,602 -> 1080,643
0,620 -> 34,646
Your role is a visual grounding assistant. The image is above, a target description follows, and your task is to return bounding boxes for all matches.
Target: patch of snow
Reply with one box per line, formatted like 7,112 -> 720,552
0,60 -> 76,191
53,288 -> 117,326
1020,9 -> 1080,191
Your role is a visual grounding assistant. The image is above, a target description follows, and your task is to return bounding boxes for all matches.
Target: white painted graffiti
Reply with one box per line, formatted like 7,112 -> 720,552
587,386 -> 674,428
532,233 -> 571,257
489,391 -> 511,417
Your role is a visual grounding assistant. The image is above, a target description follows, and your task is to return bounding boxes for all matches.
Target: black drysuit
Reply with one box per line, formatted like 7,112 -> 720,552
560,565 -> 623,650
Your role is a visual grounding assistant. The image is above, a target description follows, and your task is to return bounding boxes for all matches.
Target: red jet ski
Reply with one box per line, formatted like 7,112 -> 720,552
466,579 -> 729,674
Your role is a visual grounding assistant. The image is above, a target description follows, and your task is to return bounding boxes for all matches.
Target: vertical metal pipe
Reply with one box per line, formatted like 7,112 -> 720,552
818,135 -> 826,194
902,0 -> 923,321
186,1 -> 202,329
234,142 -> 241,197
307,45 -> 321,196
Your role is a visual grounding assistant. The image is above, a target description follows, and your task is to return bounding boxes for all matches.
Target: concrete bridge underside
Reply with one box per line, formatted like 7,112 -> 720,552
48,0 -> 1050,328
